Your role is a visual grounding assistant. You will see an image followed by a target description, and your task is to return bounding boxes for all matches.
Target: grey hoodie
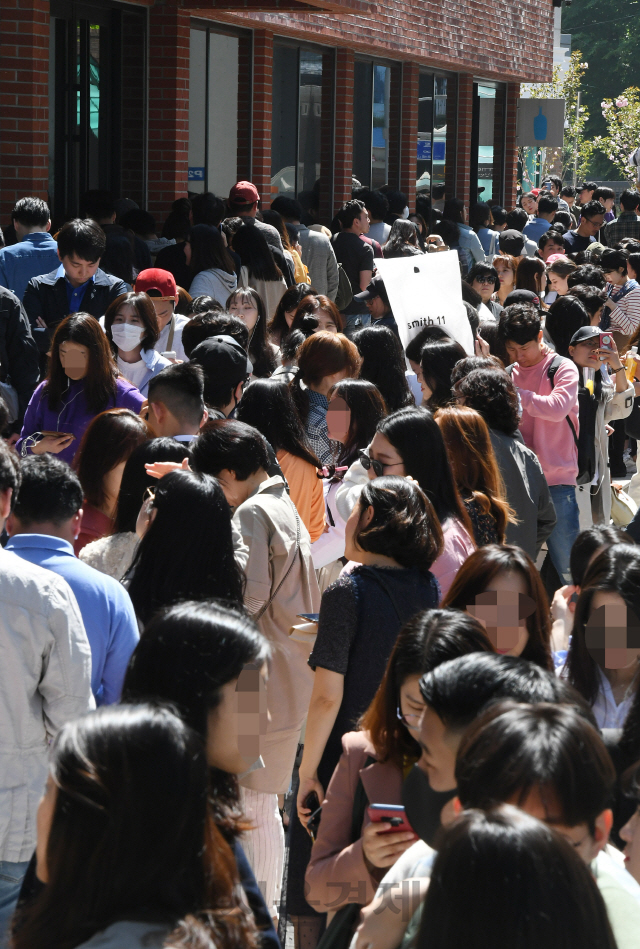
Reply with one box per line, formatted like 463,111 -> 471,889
188,267 -> 238,307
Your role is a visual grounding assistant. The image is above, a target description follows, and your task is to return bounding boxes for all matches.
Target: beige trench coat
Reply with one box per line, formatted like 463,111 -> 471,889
235,475 -> 321,794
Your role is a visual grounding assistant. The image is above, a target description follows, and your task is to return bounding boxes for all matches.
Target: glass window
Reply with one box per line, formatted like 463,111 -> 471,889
433,77 -> 447,203
298,50 -> 322,196
416,74 -> 447,204
416,72 -> 433,198
476,84 -> 496,203
371,65 -> 390,189
207,32 -> 239,197
353,61 -> 373,189
271,45 -> 298,194
188,30 -> 207,195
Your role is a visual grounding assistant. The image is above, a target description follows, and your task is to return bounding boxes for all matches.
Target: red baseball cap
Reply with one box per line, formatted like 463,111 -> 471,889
229,181 -> 260,205
134,268 -> 178,300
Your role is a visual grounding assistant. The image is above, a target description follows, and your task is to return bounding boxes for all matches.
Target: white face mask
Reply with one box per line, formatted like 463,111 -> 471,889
402,206 -> 410,219
111,323 -> 145,353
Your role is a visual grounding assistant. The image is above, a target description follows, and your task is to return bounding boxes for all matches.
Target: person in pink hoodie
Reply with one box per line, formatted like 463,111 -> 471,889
498,304 -> 580,583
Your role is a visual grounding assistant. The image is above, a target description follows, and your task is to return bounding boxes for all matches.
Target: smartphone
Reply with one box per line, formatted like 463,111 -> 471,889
161,351 -> 177,360
303,790 -> 322,840
297,613 -> 320,623
367,804 -> 416,835
600,332 -> 615,352
40,431 -> 73,439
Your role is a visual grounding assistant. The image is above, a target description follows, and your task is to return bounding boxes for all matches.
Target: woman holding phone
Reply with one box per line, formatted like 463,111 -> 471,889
303,610 -> 493,920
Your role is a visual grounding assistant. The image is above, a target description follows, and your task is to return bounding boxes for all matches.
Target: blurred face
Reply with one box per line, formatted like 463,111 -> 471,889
522,195 -> 537,215
547,272 -> 569,295
541,240 -> 565,262
315,308 -> 339,333
326,395 -> 350,442
466,569 -> 533,656
36,774 -> 57,884
367,432 -> 406,479
603,266 -> 627,287
513,786 -> 605,865
112,302 -> 143,327
504,332 -> 544,368
59,340 -> 89,380
417,706 -> 460,792
206,662 -> 270,773
620,804 -> 640,884
151,299 -> 176,331
229,295 -> 259,333
581,213 -> 605,235
366,295 -> 389,319
569,338 -> 601,370
60,253 -> 100,287
471,275 -> 495,303
585,591 -> 640,671
494,262 -> 514,291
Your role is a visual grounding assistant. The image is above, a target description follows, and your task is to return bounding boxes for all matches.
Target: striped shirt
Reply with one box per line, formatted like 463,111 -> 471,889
607,280 -> 640,336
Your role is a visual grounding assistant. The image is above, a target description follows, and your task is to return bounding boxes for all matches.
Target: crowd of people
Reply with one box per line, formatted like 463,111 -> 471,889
1,176 -> 640,949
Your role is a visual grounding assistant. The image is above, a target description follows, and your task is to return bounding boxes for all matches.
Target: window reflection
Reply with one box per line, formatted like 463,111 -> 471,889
416,74 -> 447,205
371,65 -> 389,189
476,85 -> 496,203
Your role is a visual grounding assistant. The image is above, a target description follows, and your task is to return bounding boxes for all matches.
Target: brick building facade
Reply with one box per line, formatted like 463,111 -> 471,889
0,0 -> 555,226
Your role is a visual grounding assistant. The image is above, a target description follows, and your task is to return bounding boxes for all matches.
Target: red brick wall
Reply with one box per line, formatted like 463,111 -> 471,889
251,30 -> 274,209
147,2 -> 190,219
399,63 -> 419,211
120,10 -> 147,207
455,74 -> 474,203
0,0 -> 49,221
333,48 -> 354,211
504,83 -> 520,210
207,0 -> 554,84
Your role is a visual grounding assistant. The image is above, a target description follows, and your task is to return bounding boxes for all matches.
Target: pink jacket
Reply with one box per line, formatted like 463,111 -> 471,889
430,518 -> 476,600
305,731 -> 404,915
510,350 -> 579,487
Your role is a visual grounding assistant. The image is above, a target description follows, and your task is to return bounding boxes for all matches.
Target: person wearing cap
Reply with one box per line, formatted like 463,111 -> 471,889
133,268 -> 189,363
498,229 -> 526,260
566,324 -> 633,526
353,275 -> 399,337
576,181 -> 597,208
189,334 -> 252,419
227,181 -> 284,256
23,219 -> 128,372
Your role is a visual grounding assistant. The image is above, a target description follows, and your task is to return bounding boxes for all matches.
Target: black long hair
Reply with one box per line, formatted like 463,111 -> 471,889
188,224 -> 236,276
122,600 -> 270,837
231,225 -> 282,281
14,704 -> 257,949
565,543 -> 640,707
420,337 -> 467,409
236,378 -> 321,467
377,407 -> 474,532
46,313 -> 118,412
126,470 -> 245,625
112,438 -> 192,536
268,283 -> 313,345
328,378 -> 387,466
418,806 -> 617,949
352,325 -> 414,412
226,287 -> 276,378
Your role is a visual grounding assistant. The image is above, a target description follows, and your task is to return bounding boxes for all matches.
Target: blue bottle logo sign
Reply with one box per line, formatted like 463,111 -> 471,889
533,107 -> 547,143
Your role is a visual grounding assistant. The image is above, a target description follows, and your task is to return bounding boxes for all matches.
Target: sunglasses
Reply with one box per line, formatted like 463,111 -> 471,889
475,277 -> 495,285
358,448 -> 404,478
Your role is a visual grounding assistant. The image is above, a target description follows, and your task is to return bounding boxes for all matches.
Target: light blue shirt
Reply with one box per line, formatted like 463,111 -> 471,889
456,223 -> 485,272
6,534 -> 139,705
0,232 -> 60,300
523,217 -> 551,244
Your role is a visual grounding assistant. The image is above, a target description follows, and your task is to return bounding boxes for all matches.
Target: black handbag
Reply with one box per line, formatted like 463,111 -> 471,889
313,758 -> 375,949
625,396 -> 640,440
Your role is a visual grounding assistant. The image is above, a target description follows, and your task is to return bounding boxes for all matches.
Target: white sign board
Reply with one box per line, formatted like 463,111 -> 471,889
516,99 -> 566,147
375,251 -> 474,356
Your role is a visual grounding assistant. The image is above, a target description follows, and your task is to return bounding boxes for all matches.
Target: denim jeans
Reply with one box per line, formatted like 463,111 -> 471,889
546,484 -> 580,584
0,860 -> 29,948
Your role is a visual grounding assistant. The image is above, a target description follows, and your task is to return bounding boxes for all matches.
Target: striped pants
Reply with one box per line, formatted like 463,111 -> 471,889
240,787 -> 285,918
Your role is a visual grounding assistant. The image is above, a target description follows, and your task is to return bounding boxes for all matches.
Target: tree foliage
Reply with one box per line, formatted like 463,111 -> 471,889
594,88 -> 640,180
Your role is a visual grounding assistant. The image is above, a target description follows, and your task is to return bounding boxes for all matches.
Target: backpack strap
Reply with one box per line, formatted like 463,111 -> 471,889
546,355 -> 579,449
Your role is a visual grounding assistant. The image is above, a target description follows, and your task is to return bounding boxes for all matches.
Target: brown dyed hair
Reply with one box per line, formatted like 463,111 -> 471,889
291,331 -> 361,421
516,256 -> 546,295
494,254 -> 518,283
434,405 -> 516,543
443,544 -> 553,670
46,313 -> 118,413
74,408 -> 150,510
104,291 -> 160,354
290,294 -> 345,333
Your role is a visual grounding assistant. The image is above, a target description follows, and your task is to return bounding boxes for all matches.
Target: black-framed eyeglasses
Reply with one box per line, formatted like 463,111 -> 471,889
358,448 -> 404,478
